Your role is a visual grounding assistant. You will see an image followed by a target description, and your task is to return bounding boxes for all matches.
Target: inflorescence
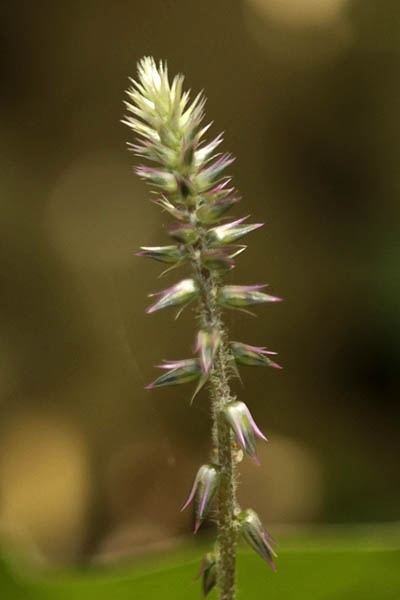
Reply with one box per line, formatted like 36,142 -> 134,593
124,57 -> 281,598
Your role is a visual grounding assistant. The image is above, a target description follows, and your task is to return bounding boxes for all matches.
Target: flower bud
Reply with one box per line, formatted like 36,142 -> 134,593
196,194 -> 241,224
128,139 -> 176,166
193,132 -> 223,169
168,224 -> 199,244
158,122 -> 179,148
180,91 -> 206,131
195,329 -> 221,373
206,180 -> 234,202
146,359 -> 202,389
230,341 -> 282,369
224,401 -> 267,463
194,552 -> 217,597
238,509 -> 277,571
135,166 -> 178,192
146,278 -> 199,314
152,195 -> 187,220
180,139 -> 195,168
181,464 -> 221,533
218,284 -> 282,310
176,174 -> 196,199
136,245 -> 185,264
201,249 -> 235,272
201,246 -> 246,272
195,154 -> 235,191
206,216 -> 263,246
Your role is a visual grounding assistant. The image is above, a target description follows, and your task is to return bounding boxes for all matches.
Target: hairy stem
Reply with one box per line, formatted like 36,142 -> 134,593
192,254 -> 238,600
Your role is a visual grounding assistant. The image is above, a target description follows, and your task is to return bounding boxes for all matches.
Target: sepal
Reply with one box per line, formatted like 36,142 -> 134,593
238,509 -> 277,570
224,401 -> 267,463
181,464 -> 221,532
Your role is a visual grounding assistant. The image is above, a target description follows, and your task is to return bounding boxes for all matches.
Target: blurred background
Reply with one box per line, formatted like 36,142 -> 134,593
0,0 -> 399,585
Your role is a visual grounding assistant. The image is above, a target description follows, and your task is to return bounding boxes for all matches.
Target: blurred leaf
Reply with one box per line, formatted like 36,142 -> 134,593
0,539 -> 398,600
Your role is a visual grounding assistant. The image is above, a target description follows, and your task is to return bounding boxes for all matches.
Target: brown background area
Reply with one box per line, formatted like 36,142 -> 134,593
0,0 -> 399,564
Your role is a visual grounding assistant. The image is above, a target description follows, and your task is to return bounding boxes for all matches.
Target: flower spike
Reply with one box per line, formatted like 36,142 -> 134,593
224,401 -> 267,463
146,279 -> 199,314
238,509 -> 278,571
125,57 -> 282,593
181,464 -> 221,533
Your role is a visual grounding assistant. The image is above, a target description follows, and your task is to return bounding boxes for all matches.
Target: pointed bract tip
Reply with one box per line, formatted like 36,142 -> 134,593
271,361 -> 283,369
194,521 -> 201,534
181,498 -> 191,513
